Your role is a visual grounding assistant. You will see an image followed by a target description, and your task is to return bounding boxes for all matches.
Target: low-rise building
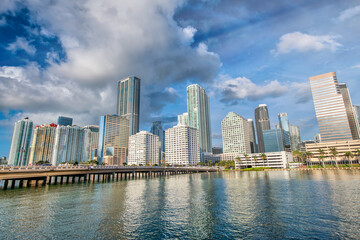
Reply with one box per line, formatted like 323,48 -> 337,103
305,140 -> 360,161
233,151 -> 293,169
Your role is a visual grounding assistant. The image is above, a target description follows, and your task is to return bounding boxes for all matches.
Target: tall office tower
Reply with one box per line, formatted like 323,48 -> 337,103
314,133 -> 322,143
289,125 -> 301,151
128,131 -> 161,166
255,104 -> 271,153
98,115 -> 129,165
278,113 -> 291,147
309,72 -> 352,142
339,83 -> 359,139
353,105 -> 360,135
57,116 -> 73,126
51,125 -> 86,165
83,125 -> 99,162
150,121 -> 165,152
263,129 -> 285,152
221,112 -> 251,154
8,117 -> 33,166
187,84 -> 212,154
117,76 -> 140,136
165,124 -> 200,166
29,123 -> 57,165
177,112 -> 189,126
248,119 -> 258,153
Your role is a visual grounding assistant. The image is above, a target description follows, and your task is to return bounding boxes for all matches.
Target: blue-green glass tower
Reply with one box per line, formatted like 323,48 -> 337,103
187,84 -> 212,153
117,76 -> 140,136
8,117 -> 33,166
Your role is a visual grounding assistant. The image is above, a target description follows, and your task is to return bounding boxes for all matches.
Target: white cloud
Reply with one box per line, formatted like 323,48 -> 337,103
6,37 -> 36,55
337,5 -> 360,22
352,64 -> 360,69
0,16 -> 6,26
0,0 -> 221,127
216,75 -> 312,104
272,32 -> 342,55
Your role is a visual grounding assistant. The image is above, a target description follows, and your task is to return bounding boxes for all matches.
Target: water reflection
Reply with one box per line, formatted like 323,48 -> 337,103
0,170 -> 359,239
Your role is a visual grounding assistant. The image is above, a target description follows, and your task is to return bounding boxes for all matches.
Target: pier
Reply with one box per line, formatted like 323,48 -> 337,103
0,166 -> 219,190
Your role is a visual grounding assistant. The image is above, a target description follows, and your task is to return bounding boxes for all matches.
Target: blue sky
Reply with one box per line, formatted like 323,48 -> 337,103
1,0 -> 360,157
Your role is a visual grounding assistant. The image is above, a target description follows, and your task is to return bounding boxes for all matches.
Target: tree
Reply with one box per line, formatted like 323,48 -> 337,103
329,147 -> 339,168
344,151 -> 354,167
252,155 -> 258,168
260,153 -> 267,167
292,150 -> 302,163
304,151 -> 313,167
355,149 -> 360,165
318,148 -> 326,168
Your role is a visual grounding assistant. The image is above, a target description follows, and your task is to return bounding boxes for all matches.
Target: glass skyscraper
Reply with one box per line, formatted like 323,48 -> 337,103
57,116 -> 73,126
248,119 -> 258,153
117,76 -> 140,136
278,113 -> 290,147
29,123 -> 57,165
187,84 -> 212,153
8,117 -> 33,166
150,121 -> 165,152
309,72 -> 353,142
255,104 -> 270,153
263,129 -> 285,152
339,83 -> 359,139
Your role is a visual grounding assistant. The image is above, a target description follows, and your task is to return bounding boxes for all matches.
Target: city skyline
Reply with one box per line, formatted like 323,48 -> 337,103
1,1 -> 360,156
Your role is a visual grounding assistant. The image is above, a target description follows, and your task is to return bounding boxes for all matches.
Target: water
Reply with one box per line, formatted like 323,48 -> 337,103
1,170 -> 360,239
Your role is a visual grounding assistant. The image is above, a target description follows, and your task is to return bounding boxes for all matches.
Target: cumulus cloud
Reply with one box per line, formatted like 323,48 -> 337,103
337,4 -> 360,22
352,64 -> 360,69
216,75 -> 312,104
6,37 -> 36,55
272,32 -> 341,55
0,0 -> 221,127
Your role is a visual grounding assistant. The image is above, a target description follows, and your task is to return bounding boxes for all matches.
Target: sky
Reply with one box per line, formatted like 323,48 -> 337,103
1,0 -> 360,157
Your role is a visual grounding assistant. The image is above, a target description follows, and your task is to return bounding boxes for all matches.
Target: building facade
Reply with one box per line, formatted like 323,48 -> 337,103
165,124 -> 200,166
83,125 -> 99,162
248,119 -> 258,153
289,125 -> 301,151
128,131 -> 161,166
305,140 -> 360,161
234,151 -> 293,169
263,129 -> 285,152
221,112 -> 251,154
57,116 -> 73,126
255,104 -> 271,153
117,76 -> 140,136
339,83 -> 359,139
187,84 -> 212,153
8,117 -> 33,166
29,124 -> 57,165
150,121 -> 165,152
309,72 -> 353,142
98,115 -> 130,165
177,112 -> 188,126
278,113 -> 291,147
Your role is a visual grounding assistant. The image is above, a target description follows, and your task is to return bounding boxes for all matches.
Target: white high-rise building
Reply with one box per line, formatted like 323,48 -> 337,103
177,112 -> 188,126
128,131 -> 161,166
83,125 -> 99,161
8,117 -> 33,166
165,124 -> 200,166
309,72 -> 353,142
222,112 -> 251,154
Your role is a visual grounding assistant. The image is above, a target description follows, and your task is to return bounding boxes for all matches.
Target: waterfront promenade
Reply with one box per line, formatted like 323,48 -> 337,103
0,166 -> 219,190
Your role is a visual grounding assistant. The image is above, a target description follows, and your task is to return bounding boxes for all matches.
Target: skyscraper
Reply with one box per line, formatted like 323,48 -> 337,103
98,115 -> 129,165
29,123 -> 57,165
117,76 -> 140,136
255,104 -> 270,153
309,72 -> 352,142
128,131 -> 161,166
289,125 -> 301,151
248,119 -> 258,153
177,112 -> 188,126
353,105 -> 360,135
221,112 -> 251,154
8,117 -> 33,166
150,121 -> 165,152
51,125 -> 86,165
339,83 -> 359,139
165,124 -> 200,166
278,113 -> 291,147
83,125 -> 99,162
263,129 -> 285,152
57,116 -> 73,126
187,84 -> 212,153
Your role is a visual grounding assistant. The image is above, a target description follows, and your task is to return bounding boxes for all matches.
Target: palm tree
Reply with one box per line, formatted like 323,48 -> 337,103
252,155 -> 258,168
292,150 -> 302,162
260,153 -> 267,167
355,149 -> 360,165
329,147 -> 339,168
318,148 -> 326,168
304,151 -> 313,168
344,151 -> 354,167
